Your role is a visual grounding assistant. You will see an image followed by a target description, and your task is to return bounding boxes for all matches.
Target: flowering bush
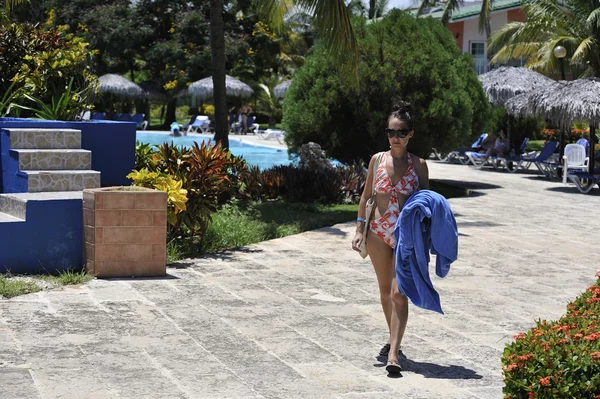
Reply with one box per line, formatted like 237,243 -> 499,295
541,129 -> 591,142
502,277 -> 600,398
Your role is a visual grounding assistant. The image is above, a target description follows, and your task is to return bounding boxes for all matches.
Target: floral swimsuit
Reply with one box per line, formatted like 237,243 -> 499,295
370,152 -> 419,248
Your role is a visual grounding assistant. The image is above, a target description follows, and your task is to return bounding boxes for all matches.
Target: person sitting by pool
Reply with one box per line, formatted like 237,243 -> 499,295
170,121 -> 182,137
477,130 -> 508,167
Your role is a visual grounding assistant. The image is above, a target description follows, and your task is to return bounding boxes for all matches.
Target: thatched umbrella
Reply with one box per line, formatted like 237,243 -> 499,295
187,75 -> 253,100
522,78 -> 600,174
504,83 -> 559,118
98,74 -> 145,99
526,78 -> 600,127
478,66 -> 556,106
274,80 -> 292,99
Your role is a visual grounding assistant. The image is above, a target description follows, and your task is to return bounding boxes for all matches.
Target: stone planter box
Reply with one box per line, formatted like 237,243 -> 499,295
82,186 -> 167,277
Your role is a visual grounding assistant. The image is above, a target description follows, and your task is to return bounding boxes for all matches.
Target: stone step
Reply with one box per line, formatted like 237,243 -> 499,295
0,192 -> 82,220
22,170 -> 101,192
5,128 -> 81,149
12,149 -> 91,170
0,211 -> 24,223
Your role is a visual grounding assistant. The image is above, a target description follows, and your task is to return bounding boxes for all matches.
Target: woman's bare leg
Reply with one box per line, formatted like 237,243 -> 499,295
389,278 -> 409,364
366,231 -> 396,348
242,114 -> 248,134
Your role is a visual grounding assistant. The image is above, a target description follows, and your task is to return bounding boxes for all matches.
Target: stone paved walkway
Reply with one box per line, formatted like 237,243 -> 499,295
2,161 -> 599,399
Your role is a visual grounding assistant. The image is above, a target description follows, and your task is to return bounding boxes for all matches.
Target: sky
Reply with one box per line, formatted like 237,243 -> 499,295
387,0 -> 419,10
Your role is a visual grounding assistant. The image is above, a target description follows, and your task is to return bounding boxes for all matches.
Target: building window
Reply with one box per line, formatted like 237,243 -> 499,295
470,42 -> 486,57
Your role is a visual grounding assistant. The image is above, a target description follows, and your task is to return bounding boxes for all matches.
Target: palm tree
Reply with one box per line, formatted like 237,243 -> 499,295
417,0 -> 492,37
488,0 -> 600,78
209,0 -> 358,149
347,0 -> 389,19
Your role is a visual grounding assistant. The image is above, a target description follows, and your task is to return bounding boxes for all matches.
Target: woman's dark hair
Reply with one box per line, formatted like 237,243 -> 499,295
387,101 -> 414,130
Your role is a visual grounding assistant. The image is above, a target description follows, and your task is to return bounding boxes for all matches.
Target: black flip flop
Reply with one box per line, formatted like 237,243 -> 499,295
379,343 -> 391,356
386,360 -> 402,374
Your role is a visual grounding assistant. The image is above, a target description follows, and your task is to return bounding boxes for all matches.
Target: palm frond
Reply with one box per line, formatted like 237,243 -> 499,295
571,36 -> 597,63
256,0 -> 293,33
295,0 -> 359,67
374,0 -> 389,18
416,0 -> 436,17
490,42 -> 542,63
478,0 -> 492,35
441,0 -> 462,25
586,7 -> 600,30
4,0 -> 27,10
488,22 -> 525,52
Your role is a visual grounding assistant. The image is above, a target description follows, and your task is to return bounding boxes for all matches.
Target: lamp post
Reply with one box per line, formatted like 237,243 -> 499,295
553,45 -> 568,170
553,45 -> 567,80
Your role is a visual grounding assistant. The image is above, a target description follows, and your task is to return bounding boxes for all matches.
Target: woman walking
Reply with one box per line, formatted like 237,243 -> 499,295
351,101 -> 429,373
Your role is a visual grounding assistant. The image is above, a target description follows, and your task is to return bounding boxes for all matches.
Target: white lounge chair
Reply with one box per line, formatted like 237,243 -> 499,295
257,129 -> 285,144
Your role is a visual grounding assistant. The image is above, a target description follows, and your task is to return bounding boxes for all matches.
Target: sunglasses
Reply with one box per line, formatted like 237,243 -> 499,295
385,128 -> 411,139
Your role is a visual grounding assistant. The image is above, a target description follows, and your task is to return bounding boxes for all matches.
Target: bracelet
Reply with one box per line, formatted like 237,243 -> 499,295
357,217 -> 366,223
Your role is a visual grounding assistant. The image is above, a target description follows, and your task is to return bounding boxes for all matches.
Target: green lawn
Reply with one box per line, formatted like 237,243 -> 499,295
526,140 -> 546,152
171,180 -> 467,259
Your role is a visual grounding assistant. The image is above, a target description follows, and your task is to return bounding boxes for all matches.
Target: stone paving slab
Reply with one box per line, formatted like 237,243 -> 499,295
1,161 -> 599,398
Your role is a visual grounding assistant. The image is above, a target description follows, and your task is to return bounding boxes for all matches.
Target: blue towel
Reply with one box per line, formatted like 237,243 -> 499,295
393,189 -> 458,314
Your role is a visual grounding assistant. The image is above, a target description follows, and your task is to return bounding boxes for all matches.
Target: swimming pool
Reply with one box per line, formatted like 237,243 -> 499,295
136,132 -> 291,170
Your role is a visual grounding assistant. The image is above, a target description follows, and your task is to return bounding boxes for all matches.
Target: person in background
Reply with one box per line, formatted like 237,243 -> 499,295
240,103 -> 252,135
478,129 -> 509,167
351,101 -> 429,374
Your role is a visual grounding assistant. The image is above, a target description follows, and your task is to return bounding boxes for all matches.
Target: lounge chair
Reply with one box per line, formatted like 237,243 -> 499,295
531,141 -> 561,177
230,115 -> 258,134
257,129 -> 285,144
117,113 -> 133,121
185,115 -> 210,134
439,133 -> 488,165
132,113 -> 148,130
495,137 -> 537,172
567,168 -> 600,193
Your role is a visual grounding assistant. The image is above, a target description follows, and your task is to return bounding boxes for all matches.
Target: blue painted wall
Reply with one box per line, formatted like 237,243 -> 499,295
0,118 -> 135,190
0,198 -> 83,274
0,118 -> 135,273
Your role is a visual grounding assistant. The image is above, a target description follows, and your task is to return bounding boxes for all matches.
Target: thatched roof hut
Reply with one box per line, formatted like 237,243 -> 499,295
504,83 -> 559,119
274,80 -> 292,99
478,66 -> 555,106
98,74 -> 145,99
526,78 -> 600,127
187,75 -> 253,100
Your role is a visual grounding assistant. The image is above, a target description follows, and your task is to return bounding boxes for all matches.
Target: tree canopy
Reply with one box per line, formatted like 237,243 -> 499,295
282,10 -> 490,163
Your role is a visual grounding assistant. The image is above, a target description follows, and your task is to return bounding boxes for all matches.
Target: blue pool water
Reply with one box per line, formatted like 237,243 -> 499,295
136,132 -> 291,170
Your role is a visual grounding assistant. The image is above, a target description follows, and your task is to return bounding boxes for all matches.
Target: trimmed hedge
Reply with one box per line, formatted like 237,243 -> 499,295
502,277 -> 600,398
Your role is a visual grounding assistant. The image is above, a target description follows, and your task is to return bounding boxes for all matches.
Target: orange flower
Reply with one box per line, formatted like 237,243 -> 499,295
529,392 -> 535,399
513,333 -> 526,340
539,376 -> 551,386
506,363 -> 518,372
519,354 -> 534,362
591,352 -> 600,361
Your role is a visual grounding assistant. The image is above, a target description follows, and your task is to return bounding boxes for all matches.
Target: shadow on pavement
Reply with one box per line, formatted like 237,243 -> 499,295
375,353 -> 483,380
434,180 -> 503,191
546,186 -> 600,196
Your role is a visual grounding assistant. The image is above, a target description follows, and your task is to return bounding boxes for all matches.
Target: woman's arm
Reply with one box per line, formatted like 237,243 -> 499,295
356,154 -> 378,232
415,157 -> 429,190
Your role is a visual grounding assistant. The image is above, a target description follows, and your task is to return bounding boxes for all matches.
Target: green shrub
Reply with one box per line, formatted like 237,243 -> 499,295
0,20 -> 97,119
142,141 -> 237,238
282,10 -> 490,163
502,278 -> 600,398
